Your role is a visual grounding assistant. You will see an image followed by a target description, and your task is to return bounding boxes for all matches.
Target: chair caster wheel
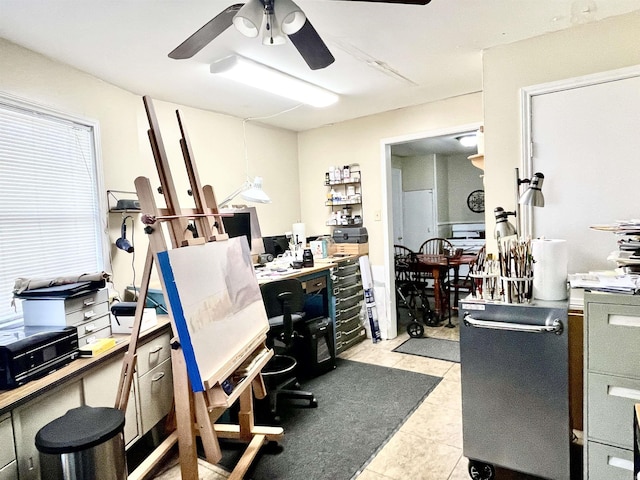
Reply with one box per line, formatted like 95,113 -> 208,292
310,398 -> 318,408
407,322 -> 424,338
468,460 -> 495,480
264,440 -> 283,454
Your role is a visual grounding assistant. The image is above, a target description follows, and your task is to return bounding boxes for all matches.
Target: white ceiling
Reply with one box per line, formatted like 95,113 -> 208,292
1,0 -> 639,133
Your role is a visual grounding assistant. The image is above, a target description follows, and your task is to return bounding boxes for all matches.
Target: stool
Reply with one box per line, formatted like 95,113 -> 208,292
35,406 -> 126,480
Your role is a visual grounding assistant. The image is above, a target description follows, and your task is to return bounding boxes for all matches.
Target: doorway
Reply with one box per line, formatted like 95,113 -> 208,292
380,123 -> 483,339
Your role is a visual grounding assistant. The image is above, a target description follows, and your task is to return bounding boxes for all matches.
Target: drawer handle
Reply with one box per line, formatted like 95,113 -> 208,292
463,314 -> 563,335
151,372 -> 166,382
607,386 -> 640,401
83,299 -> 95,306
336,292 -> 361,304
149,345 -> 163,354
342,325 -> 362,336
609,314 -> 640,328
84,310 -> 96,319
85,323 -> 96,332
607,456 -> 633,471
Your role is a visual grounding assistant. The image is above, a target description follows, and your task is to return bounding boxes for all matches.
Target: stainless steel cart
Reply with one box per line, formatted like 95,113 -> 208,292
459,298 -> 570,480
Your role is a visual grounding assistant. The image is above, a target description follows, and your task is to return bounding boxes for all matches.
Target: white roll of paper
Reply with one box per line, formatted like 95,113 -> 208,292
532,238 -> 568,301
292,223 -> 306,247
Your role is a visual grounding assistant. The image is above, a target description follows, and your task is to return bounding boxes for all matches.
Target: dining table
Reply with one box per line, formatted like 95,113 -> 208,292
415,253 -> 477,322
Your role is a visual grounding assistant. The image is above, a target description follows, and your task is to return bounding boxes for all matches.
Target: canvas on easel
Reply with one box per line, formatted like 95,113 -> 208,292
157,237 -> 269,392
116,96 -> 283,480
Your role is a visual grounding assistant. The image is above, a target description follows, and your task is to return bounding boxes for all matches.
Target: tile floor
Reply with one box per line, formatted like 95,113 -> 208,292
151,312 -> 545,480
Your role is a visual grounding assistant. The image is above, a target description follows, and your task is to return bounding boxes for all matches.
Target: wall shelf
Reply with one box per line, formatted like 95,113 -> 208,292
107,189 -> 141,213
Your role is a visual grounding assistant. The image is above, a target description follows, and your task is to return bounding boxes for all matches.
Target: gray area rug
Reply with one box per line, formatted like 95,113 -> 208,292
393,337 -> 460,363
220,358 -> 441,480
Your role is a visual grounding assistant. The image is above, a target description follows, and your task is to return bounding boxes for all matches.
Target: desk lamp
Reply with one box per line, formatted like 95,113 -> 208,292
493,168 -> 545,239
218,176 -> 271,208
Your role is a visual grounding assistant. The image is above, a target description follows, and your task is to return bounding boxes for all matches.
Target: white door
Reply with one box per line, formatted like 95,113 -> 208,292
402,189 -> 436,252
391,168 -> 404,245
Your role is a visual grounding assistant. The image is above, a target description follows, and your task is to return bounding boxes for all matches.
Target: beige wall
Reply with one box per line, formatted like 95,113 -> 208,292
297,93 -> 484,265
402,154 -> 435,192
0,38 -> 300,297
482,11 -> 640,253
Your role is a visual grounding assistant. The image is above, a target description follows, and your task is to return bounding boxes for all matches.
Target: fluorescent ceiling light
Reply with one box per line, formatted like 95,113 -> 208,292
210,55 -> 339,108
457,134 -> 477,148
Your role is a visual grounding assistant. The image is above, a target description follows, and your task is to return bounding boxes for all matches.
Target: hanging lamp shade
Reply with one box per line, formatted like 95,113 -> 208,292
233,0 -> 264,37
494,207 -> 517,239
241,176 -> 271,203
519,172 -> 545,207
274,0 -> 306,34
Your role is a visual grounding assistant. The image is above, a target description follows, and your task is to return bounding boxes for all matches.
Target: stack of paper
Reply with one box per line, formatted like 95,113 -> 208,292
569,272 -> 640,294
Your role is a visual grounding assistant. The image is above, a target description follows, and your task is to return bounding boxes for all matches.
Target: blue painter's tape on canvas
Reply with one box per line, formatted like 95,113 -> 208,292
157,250 -> 204,391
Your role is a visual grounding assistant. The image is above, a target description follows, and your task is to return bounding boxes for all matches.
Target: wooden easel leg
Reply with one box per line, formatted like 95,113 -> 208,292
171,346 -> 199,480
238,384 -> 255,442
193,392 -> 222,464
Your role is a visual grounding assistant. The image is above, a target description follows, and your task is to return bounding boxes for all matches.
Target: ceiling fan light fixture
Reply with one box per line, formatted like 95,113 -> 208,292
233,0 -> 263,38
274,0 -> 306,35
210,55 -> 339,107
261,15 -> 287,45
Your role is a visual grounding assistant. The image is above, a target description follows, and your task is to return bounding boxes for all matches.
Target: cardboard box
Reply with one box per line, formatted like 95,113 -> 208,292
309,239 -> 329,258
330,243 -> 369,255
111,307 -> 158,334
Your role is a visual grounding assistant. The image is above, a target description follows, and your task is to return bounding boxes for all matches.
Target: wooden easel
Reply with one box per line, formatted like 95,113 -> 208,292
115,96 -> 283,480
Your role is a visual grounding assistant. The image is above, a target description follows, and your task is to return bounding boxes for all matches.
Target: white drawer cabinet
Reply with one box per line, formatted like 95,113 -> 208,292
12,381 -> 83,480
584,293 -> 640,479
136,331 -> 171,376
0,413 -> 16,475
137,357 -> 174,433
22,288 -> 112,345
82,354 -> 140,446
0,462 -> 18,480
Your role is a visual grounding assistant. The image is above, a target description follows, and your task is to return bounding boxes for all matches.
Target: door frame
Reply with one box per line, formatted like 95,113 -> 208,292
380,122 -> 481,339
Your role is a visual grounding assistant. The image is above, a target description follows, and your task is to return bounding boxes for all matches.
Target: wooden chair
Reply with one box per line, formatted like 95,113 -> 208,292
418,237 -> 454,255
415,238 -> 453,320
446,245 -> 486,309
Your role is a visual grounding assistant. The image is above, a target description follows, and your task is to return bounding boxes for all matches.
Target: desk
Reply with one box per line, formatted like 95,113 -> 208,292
255,256 -> 366,355
256,262 -> 334,319
415,254 -> 476,320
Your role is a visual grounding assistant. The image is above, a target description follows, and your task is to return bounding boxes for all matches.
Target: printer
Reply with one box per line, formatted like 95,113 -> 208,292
332,227 -> 368,244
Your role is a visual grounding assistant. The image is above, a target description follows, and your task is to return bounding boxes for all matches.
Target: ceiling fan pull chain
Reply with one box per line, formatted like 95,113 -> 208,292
265,12 -> 275,44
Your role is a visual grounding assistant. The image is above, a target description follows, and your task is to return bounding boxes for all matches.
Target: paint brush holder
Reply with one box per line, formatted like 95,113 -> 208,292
469,273 -> 499,300
500,275 -> 534,304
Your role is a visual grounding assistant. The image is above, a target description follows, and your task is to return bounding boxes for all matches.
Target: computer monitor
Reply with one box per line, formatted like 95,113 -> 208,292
220,206 -> 265,256
263,235 -> 289,257
221,212 -> 251,251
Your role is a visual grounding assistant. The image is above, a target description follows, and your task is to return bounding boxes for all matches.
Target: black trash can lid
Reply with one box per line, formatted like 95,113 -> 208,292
35,406 -> 125,454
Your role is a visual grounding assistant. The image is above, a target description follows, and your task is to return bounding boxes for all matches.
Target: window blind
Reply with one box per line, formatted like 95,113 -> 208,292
0,99 -> 104,326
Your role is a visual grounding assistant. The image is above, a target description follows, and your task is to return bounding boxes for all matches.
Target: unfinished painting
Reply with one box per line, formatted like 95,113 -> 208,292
157,237 -> 269,391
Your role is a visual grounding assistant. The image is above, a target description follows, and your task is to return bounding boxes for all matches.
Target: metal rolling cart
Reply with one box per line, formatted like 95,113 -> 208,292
458,297 -> 571,480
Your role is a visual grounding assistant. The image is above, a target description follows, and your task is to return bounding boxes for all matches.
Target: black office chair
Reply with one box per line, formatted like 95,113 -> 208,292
260,279 -> 318,422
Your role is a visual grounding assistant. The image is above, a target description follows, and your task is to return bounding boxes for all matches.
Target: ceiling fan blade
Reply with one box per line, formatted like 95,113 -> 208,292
169,4 -> 244,59
288,19 -> 335,70
343,0 -> 431,4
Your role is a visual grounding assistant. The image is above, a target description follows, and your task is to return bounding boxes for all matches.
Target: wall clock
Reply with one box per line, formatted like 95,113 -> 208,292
467,189 -> 485,213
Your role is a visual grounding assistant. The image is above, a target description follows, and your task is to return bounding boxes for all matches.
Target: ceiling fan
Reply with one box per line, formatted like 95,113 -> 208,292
169,0 -> 432,70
